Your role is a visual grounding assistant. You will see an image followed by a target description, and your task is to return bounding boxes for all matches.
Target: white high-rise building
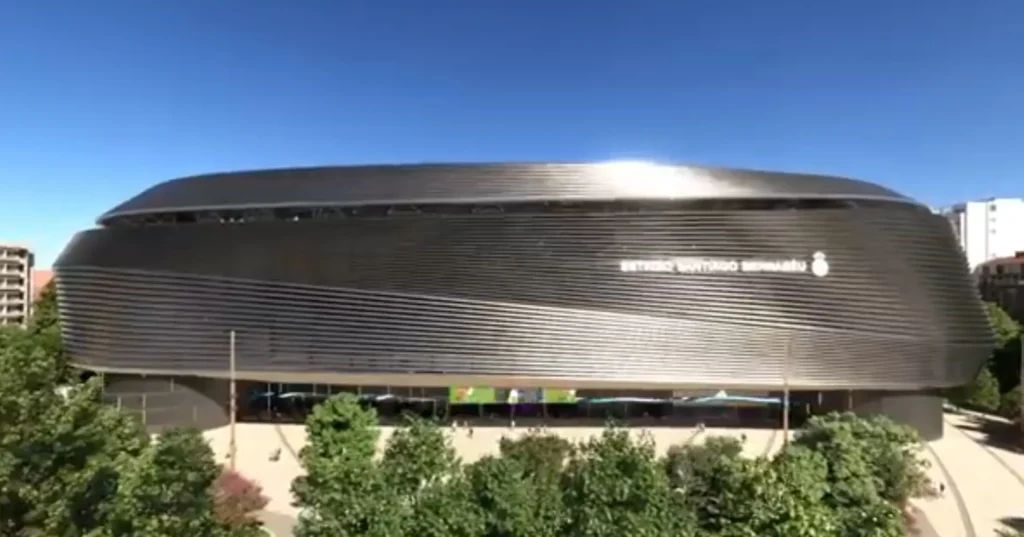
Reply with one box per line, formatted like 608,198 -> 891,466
939,198 -> 1024,270
0,243 -> 34,327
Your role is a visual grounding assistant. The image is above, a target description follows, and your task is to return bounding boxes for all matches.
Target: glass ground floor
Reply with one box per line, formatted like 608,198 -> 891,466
234,380 -> 809,428
95,373 -> 944,440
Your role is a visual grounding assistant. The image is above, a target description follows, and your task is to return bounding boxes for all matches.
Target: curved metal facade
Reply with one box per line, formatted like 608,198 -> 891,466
55,163 -> 992,392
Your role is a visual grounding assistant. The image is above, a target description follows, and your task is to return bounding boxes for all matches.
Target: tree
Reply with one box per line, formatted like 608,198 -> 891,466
0,326 -> 148,536
1,324 -> 246,537
986,301 -> 1022,350
26,279 -> 70,382
291,393 -> 403,537
102,428 -> 223,537
29,279 -> 60,333
663,435 -> 835,537
463,431 -> 573,537
665,436 -> 780,535
403,473 -> 483,537
767,446 -> 837,537
468,455 -> 552,537
381,414 -> 460,495
379,414 -> 480,537
497,430 -> 573,478
789,412 -> 928,537
984,302 -> 1023,393
561,428 -> 695,537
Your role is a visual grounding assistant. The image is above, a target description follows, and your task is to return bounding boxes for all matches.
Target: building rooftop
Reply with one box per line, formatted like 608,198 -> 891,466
99,162 -> 919,225
980,252 -> 1024,267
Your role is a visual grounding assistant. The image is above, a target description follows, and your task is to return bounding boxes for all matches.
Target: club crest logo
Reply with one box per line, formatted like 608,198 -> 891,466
810,251 -> 829,278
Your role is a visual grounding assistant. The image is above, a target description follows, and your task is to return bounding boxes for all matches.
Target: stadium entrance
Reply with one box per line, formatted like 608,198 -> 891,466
236,381 -> 806,429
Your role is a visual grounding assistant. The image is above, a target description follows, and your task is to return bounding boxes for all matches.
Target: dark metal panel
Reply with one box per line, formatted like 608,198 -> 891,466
100,374 -> 229,431
98,163 -> 918,223
56,204 -> 991,390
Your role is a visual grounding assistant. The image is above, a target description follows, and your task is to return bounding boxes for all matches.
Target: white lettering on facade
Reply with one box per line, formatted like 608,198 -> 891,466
620,252 -> 829,277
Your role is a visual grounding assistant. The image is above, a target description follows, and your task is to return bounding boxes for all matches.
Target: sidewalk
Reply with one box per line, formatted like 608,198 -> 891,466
917,413 -> 1024,537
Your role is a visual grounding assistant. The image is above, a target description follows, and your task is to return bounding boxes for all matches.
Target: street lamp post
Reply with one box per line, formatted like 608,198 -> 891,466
229,330 -> 237,471
782,338 -> 791,448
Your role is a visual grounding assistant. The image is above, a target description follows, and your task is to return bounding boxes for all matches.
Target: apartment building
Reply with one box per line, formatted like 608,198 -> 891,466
0,244 -> 34,327
978,252 -> 1024,322
939,198 -> 1024,270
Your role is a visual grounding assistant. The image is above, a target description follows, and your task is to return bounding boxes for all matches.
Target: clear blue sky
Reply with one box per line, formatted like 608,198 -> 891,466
1,1 -> 1021,267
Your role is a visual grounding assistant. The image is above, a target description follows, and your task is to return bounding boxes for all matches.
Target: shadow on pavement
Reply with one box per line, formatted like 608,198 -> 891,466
1000,516 -> 1024,532
956,415 -> 1023,453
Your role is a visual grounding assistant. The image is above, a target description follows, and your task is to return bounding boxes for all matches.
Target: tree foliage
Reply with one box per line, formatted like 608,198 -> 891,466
0,320 -> 265,537
26,279 -> 69,382
561,429 -> 693,537
212,469 -> 270,533
292,393 -> 403,537
289,396 -> 931,537
102,428 -> 223,537
497,430 -> 573,478
468,455 -> 558,537
790,413 -> 929,537
949,366 -> 1001,412
0,326 -> 147,537
986,301 -> 1022,350
984,301 -> 1024,393
29,279 -> 60,333
1000,386 -> 1023,420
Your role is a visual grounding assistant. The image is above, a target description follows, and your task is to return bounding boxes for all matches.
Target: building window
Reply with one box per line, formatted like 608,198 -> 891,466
991,204 -> 998,211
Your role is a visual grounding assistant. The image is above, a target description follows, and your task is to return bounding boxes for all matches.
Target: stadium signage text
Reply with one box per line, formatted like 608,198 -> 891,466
619,251 -> 830,278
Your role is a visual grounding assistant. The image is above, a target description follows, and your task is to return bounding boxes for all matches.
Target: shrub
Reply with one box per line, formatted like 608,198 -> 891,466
1000,386 -> 1022,420
948,367 -> 1001,412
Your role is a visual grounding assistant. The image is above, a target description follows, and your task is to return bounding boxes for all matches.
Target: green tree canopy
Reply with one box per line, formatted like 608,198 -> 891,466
986,301 -> 1022,350
103,428 -> 223,537
381,415 -> 481,537
292,393 -> 403,537
0,326 -> 147,536
1,322 -> 261,537
561,429 -> 695,537
789,413 -> 928,537
986,301 -> 1024,393
25,279 -> 70,381
29,279 -> 59,333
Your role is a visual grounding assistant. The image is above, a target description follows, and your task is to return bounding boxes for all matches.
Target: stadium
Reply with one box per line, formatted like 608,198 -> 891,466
53,162 -> 992,440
